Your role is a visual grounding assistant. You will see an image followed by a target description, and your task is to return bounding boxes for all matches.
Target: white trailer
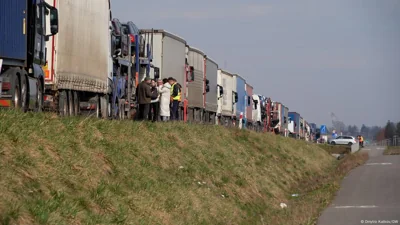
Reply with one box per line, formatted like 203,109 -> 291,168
217,69 -> 235,126
44,0 -> 112,117
204,57 -> 218,124
186,46 -> 205,122
141,29 -> 186,85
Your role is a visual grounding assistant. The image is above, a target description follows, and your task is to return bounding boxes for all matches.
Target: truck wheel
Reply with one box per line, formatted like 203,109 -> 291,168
35,80 -> 43,112
73,91 -> 79,116
11,75 -> 21,109
67,90 -> 74,116
20,74 -> 28,112
59,90 -> 68,116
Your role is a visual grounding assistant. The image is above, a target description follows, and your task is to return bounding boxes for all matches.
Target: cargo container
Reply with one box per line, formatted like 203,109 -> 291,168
141,29 -> 186,91
245,83 -> 254,127
0,0 -> 58,111
233,74 -> 246,126
217,69 -> 235,126
186,46 -> 205,122
288,112 -> 301,138
204,57 -> 218,124
43,0 -> 112,117
272,102 -> 289,135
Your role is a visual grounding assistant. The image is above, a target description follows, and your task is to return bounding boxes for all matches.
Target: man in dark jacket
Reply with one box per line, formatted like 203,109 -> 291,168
136,77 -> 152,120
148,79 -> 160,122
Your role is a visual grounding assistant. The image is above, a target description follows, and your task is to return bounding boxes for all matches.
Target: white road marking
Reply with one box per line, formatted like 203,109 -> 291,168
363,148 -> 371,151
365,163 -> 392,165
377,147 -> 385,150
334,205 -> 377,209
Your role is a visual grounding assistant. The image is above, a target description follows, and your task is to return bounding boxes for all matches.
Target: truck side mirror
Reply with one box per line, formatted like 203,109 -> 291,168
253,99 -> 258,109
233,92 -> 238,103
188,66 -> 194,81
205,79 -> 210,93
49,7 -> 59,35
154,67 -> 160,79
247,96 -> 251,106
219,86 -> 224,96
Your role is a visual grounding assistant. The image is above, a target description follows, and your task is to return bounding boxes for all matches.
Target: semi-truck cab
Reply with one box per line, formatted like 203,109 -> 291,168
0,0 -> 58,111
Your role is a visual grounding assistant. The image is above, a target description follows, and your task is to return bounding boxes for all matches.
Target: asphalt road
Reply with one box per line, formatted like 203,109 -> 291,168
318,146 -> 400,225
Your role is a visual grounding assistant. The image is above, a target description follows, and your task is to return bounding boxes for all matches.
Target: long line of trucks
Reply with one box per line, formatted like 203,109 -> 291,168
0,0 -> 319,140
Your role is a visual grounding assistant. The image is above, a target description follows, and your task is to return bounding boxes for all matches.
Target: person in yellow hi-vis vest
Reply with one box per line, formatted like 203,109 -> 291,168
168,77 -> 181,121
360,135 -> 364,148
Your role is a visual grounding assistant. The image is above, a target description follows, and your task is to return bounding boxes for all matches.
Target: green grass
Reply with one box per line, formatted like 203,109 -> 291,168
0,110 -> 368,225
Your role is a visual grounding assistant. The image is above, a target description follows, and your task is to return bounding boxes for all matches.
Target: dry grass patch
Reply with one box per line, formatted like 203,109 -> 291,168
383,146 -> 400,155
0,110 -> 366,225
318,144 -> 352,154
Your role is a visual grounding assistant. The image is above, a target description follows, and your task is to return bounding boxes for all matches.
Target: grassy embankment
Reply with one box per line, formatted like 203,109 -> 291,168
383,146 -> 400,155
0,110 -> 368,225
318,144 -> 352,155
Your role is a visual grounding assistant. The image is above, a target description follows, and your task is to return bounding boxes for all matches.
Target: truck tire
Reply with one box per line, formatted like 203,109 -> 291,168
11,75 -> 21,109
68,90 -> 74,116
20,74 -> 28,112
35,80 -> 43,112
59,90 -> 68,116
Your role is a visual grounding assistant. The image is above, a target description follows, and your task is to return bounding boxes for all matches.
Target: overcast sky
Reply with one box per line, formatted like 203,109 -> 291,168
111,0 -> 400,128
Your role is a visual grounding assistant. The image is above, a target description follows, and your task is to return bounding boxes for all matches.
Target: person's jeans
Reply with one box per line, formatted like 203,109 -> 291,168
148,101 -> 159,122
171,100 -> 180,120
138,103 -> 150,121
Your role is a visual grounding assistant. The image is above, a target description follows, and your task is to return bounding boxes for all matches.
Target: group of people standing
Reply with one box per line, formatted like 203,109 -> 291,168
136,77 -> 182,122
357,135 -> 364,148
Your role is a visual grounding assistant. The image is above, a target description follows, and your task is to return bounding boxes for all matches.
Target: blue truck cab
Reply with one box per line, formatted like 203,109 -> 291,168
0,0 -> 58,111
288,112 -> 301,137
